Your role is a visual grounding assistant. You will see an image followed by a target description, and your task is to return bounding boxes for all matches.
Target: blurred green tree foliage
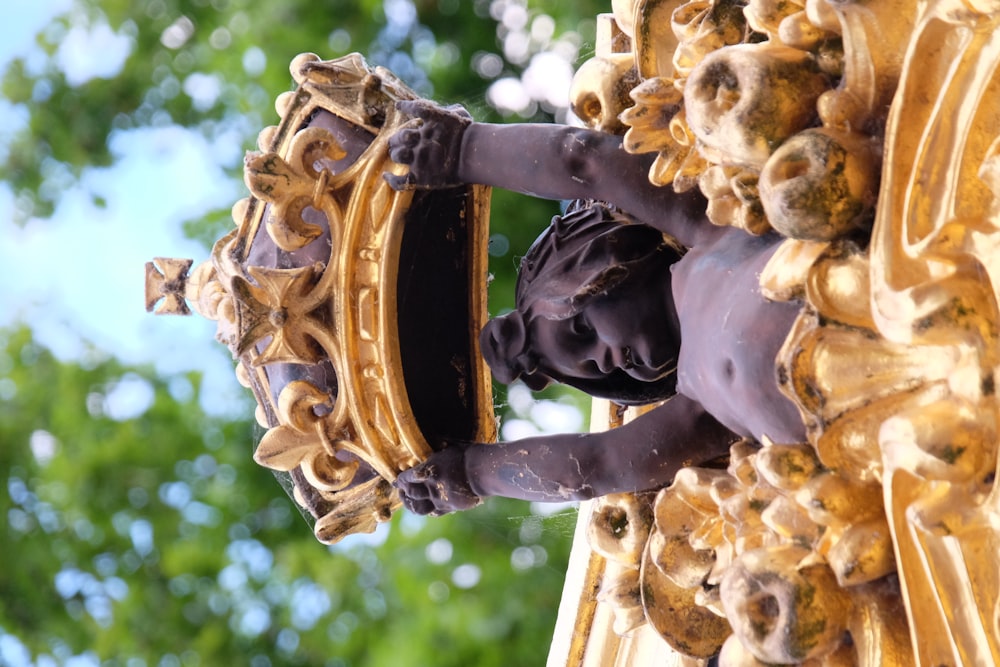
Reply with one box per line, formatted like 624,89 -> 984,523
3,0 -> 603,314
0,327 -> 576,665
2,0 -> 607,664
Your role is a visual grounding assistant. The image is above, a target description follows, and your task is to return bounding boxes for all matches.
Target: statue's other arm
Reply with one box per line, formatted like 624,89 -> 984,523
386,101 -> 715,248
461,123 -> 710,244
395,393 -> 741,514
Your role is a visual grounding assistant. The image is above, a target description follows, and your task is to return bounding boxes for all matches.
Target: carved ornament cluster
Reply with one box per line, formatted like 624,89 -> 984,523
571,0 -> 1000,664
146,54 -> 493,544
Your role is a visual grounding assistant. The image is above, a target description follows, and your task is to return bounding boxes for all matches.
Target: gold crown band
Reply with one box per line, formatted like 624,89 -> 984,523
146,53 -> 495,543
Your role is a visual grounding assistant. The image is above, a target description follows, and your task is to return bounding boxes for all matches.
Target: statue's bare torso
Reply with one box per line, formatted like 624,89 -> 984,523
384,101 -> 804,514
672,230 -> 803,444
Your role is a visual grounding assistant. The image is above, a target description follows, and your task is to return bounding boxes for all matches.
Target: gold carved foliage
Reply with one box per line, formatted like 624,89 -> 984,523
253,380 -> 357,493
588,434 -> 909,663
147,53 -> 474,545
620,80 -> 705,192
577,0 -> 1000,663
311,476 -> 399,544
231,263 -> 328,365
587,493 -> 653,636
597,0 -> 901,241
244,125 -> 347,252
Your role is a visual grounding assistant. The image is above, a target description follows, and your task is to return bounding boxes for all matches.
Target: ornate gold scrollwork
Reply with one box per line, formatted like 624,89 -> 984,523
243,126 -> 347,252
147,53 -> 494,544
570,0 -> 1000,663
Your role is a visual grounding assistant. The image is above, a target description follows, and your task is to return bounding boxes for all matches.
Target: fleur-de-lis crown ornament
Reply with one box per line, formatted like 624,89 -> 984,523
146,53 -> 495,544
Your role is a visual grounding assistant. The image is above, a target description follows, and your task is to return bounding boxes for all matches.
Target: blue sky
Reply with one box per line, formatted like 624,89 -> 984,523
0,0 -> 586,430
0,3 -> 585,427
1,3 -> 248,416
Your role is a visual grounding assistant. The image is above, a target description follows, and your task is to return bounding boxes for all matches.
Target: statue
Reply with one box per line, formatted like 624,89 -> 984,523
386,99 -> 805,515
145,0 -> 1000,660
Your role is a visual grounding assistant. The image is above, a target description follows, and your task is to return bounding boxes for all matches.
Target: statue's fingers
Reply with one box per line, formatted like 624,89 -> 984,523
395,99 -> 422,116
395,476 -> 429,501
402,494 -> 435,515
395,128 -> 421,147
388,123 -> 420,152
395,116 -> 425,134
383,171 -> 415,191
443,103 -> 472,120
389,144 -> 414,165
412,100 -> 457,124
399,463 -> 432,482
396,99 -> 439,118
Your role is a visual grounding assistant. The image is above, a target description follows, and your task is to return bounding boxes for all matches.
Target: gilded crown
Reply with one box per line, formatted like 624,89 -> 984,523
145,53 -> 496,544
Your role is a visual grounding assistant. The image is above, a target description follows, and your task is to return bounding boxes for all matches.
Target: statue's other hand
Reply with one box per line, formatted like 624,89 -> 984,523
395,443 -> 481,516
385,99 -> 472,190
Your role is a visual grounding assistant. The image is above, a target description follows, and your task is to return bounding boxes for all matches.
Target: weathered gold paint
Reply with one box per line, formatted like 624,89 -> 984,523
146,54 -> 495,544
562,0 -> 1000,664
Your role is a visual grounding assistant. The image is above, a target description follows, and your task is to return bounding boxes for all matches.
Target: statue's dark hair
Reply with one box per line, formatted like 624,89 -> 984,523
480,201 -> 684,405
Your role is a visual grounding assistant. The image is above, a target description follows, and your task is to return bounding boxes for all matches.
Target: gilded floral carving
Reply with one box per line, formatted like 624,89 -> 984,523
231,264 -> 327,365
147,54 -> 495,544
243,126 -> 346,252
571,0 -> 1000,663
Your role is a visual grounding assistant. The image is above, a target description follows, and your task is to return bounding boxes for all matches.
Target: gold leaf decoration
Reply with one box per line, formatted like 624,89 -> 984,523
620,78 -> 697,189
144,258 -> 194,315
313,477 -> 400,544
231,263 -> 325,365
254,380 -> 358,493
244,125 -> 347,252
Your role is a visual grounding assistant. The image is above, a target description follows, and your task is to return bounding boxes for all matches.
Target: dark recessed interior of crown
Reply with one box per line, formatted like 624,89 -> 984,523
397,186 -> 482,452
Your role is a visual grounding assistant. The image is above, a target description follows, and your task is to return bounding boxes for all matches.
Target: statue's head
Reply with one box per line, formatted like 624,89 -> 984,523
480,202 -> 683,404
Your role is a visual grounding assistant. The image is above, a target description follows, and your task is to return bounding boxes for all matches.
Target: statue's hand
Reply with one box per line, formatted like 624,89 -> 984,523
385,99 -> 472,190
395,442 -> 482,516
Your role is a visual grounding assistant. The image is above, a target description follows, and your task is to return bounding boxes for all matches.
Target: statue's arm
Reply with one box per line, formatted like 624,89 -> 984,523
395,393 -> 741,513
387,101 -> 714,248
460,123 -> 709,240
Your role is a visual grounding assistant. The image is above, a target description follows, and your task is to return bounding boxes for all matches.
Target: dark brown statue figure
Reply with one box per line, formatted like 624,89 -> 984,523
387,100 -> 805,515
